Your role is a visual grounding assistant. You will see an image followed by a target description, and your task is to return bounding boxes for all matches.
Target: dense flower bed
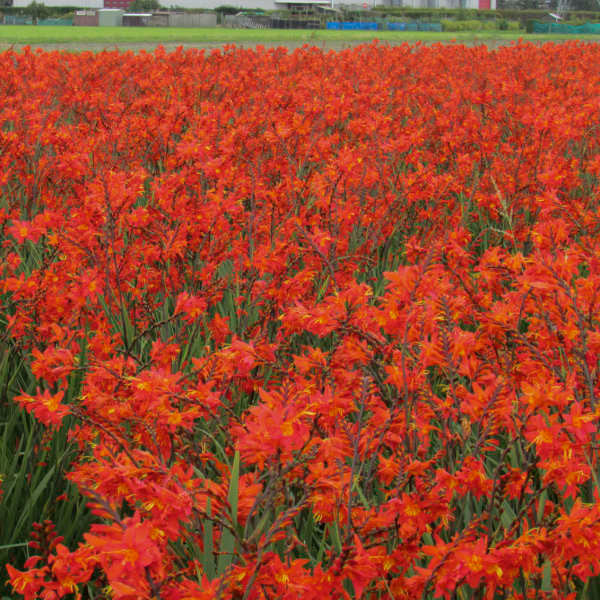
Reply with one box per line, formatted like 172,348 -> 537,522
2,41 -> 600,599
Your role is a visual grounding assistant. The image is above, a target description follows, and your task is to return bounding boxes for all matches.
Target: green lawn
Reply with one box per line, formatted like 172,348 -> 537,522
1,25 -> 600,48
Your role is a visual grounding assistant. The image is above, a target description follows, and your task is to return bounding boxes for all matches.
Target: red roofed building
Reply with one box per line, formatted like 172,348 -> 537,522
103,0 -> 129,8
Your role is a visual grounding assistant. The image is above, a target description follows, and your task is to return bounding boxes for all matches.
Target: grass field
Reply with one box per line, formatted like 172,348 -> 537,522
1,24 -> 600,49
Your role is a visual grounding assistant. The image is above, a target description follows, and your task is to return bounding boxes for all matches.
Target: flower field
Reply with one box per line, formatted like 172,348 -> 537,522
2,41 -> 600,599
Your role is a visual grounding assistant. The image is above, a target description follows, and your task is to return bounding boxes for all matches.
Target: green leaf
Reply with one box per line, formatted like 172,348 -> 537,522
217,450 -> 240,575
202,498 -> 216,580
228,450 -> 240,529
541,560 -> 553,592
463,494 -> 472,528
500,500 -> 516,530
0,543 -> 29,550
329,520 -> 342,554
536,489 -> 547,523
247,508 -> 271,544
352,477 -> 371,509
315,522 -> 328,564
120,302 -> 135,349
14,465 -> 56,537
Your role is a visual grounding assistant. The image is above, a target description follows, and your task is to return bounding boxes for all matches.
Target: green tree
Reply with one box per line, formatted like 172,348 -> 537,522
128,0 -> 161,11
26,1 -> 50,24
214,5 -> 242,14
570,0 -> 600,10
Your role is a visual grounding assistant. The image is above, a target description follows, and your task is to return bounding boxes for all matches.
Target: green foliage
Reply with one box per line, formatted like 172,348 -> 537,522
216,450 -> 239,576
214,5 -> 242,14
0,346 -> 92,594
440,18 -> 521,30
0,5 -> 78,15
25,1 -> 50,23
128,0 -> 161,12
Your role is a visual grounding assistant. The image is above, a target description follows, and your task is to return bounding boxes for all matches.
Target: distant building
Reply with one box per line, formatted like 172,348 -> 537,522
6,0 -> 334,8
102,0 -> 129,10
8,0 -> 335,8
12,0 -> 103,7
9,0 -> 494,10
73,9 -> 100,23
137,0 -> 331,8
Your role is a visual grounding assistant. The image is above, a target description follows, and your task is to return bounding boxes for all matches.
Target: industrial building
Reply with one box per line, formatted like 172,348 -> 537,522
9,0 -> 334,7
11,0 -> 103,7
7,0 -> 495,13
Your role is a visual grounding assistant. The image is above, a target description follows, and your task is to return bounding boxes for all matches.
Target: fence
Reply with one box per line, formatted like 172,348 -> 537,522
532,21 -> 600,33
270,17 -> 321,29
224,14 -> 271,29
168,12 -> 217,27
327,20 -> 442,30
2,15 -> 73,25
38,18 -> 73,25
327,21 -> 379,30
3,15 -> 32,24
388,21 -> 442,30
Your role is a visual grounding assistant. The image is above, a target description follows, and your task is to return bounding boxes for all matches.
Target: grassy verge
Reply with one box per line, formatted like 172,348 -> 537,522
2,25 -> 600,47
